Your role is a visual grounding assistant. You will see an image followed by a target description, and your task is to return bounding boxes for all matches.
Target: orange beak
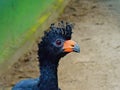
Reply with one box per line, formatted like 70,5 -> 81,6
63,40 -> 80,53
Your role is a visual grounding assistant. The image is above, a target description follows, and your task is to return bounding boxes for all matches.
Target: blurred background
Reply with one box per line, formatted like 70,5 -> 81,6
0,0 -> 120,90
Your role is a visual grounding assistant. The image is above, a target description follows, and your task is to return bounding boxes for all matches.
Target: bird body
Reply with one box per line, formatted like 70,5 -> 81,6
12,21 -> 80,90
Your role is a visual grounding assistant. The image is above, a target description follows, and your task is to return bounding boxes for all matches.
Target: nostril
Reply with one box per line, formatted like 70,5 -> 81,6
71,45 -> 74,47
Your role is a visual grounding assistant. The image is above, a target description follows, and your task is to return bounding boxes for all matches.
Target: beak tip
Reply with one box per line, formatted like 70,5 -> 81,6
76,49 -> 80,53
73,44 -> 80,53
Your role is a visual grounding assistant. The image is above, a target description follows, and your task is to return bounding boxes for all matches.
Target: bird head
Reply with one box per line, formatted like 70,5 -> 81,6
38,21 -> 80,63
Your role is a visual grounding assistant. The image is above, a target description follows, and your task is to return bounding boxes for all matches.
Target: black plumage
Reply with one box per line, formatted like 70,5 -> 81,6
12,21 -> 80,90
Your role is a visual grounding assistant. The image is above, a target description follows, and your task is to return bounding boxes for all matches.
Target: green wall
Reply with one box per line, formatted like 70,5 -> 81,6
0,0 -> 54,62
0,0 -> 69,74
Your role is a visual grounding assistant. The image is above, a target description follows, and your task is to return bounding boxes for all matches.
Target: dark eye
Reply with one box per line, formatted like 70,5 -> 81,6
56,39 -> 62,46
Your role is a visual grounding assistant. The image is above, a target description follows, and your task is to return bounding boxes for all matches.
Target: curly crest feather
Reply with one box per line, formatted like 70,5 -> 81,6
43,21 -> 74,41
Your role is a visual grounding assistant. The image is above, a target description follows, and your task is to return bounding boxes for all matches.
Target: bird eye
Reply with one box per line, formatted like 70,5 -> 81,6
56,39 -> 62,46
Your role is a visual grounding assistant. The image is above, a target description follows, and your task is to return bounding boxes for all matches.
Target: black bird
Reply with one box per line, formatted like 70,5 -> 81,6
12,21 -> 80,90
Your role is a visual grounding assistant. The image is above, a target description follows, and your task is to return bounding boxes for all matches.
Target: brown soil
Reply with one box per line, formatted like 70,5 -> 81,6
1,0 -> 120,90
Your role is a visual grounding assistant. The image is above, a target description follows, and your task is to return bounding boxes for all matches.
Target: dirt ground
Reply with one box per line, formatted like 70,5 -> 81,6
0,0 -> 120,90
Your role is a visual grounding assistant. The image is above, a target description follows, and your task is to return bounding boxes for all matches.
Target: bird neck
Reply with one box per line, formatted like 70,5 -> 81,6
38,56 -> 60,90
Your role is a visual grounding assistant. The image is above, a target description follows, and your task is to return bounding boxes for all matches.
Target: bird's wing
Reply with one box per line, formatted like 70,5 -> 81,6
12,78 -> 39,90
